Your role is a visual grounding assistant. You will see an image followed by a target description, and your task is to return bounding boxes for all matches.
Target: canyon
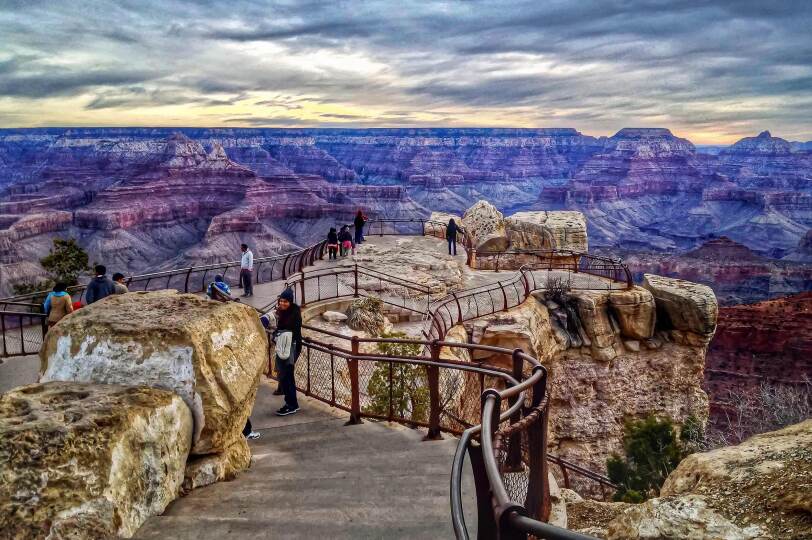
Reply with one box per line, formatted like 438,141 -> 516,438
0,127 -> 809,303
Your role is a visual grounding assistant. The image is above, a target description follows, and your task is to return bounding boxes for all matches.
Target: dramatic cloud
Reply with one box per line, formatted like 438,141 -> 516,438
0,0 -> 810,142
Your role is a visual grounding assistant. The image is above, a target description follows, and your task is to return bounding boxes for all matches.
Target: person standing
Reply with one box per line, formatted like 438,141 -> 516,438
326,227 -> 339,260
274,287 -> 302,416
85,265 -> 116,304
353,210 -> 367,246
240,243 -> 254,297
43,282 -> 73,328
112,273 -> 129,294
338,225 -> 353,256
446,218 -> 459,256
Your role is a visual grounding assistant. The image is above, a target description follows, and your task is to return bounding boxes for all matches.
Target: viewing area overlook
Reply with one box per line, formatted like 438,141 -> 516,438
1,208 -> 639,539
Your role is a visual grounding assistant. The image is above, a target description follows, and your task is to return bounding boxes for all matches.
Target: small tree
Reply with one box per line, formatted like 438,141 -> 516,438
40,238 -> 89,286
364,332 -> 429,423
607,415 -> 686,503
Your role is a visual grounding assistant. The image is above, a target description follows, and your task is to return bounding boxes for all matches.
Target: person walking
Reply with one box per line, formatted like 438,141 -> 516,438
43,282 -> 73,328
326,227 -> 339,260
274,287 -> 302,416
85,265 -> 116,304
353,210 -> 367,246
446,218 -> 459,256
112,273 -> 129,294
240,243 -> 254,297
338,225 -> 353,256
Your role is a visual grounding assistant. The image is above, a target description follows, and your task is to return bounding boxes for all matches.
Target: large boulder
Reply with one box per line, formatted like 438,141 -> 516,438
0,382 -> 192,539
607,495 -> 765,539
606,420 -> 812,539
462,200 -> 509,252
506,210 -> 588,251
642,274 -> 718,336
40,290 -> 268,455
609,288 -> 656,340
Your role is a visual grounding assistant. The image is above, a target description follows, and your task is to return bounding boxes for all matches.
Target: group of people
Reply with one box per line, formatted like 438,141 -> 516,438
43,265 -> 129,328
326,211 -> 367,260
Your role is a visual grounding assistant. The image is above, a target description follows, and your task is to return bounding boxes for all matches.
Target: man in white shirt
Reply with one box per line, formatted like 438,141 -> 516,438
240,243 -> 254,297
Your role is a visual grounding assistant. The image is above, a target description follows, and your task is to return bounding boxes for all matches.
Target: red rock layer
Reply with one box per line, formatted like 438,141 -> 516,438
705,292 -> 812,423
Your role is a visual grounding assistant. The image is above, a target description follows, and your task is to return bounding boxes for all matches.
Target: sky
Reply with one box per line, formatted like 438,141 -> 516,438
1,0 -> 811,144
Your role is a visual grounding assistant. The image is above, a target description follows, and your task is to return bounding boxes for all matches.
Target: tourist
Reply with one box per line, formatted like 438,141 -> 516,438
338,225 -> 353,256
43,282 -> 73,328
274,287 -> 302,416
85,265 -> 116,304
207,275 -> 230,300
446,218 -> 459,256
353,210 -> 367,245
112,272 -> 129,294
243,418 -> 261,440
326,227 -> 339,260
240,243 -> 254,297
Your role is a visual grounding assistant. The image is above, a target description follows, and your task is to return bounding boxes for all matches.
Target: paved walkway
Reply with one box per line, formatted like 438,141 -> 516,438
135,380 -> 477,539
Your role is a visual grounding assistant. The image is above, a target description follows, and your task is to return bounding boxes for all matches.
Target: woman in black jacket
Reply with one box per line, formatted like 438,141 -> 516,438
327,227 -> 339,260
446,218 -> 459,256
275,286 -> 302,415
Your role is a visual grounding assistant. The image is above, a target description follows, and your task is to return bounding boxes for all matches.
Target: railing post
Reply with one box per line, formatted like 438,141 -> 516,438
468,443 -> 499,539
300,275 -> 306,306
353,264 -> 359,298
525,368 -> 551,523
504,349 -> 524,472
282,253 -> 291,279
451,292 -> 462,323
424,340 -> 442,441
346,336 -> 363,426
421,219 -> 425,236
183,268 -> 193,293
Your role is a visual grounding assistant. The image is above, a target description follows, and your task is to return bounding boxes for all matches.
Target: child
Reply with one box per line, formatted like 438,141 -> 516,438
327,227 -> 339,260
338,225 -> 353,256
207,275 -> 231,299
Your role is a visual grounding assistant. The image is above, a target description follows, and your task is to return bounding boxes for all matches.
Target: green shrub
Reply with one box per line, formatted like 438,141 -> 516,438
607,415 -> 687,502
364,332 -> 429,423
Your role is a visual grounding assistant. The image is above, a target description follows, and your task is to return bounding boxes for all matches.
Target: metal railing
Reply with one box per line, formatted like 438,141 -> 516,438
474,249 -> 633,289
0,310 -> 47,357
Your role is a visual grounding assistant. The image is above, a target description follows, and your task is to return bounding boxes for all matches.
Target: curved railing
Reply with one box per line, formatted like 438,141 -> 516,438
474,249 -> 633,289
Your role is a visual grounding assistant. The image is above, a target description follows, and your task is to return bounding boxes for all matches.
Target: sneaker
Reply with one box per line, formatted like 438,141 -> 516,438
275,405 -> 299,416
246,431 -> 261,440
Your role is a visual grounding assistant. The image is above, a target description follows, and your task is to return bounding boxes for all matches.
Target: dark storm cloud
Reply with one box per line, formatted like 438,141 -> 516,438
0,0 -> 810,139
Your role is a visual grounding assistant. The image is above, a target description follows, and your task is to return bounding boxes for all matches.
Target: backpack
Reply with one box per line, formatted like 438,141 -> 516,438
275,331 -> 295,363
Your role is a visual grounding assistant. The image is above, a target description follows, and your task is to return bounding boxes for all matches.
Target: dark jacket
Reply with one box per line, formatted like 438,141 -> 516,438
338,229 -> 353,243
85,276 -> 116,304
354,214 -> 366,229
275,303 -> 303,360
327,230 -> 338,244
446,220 -> 459,240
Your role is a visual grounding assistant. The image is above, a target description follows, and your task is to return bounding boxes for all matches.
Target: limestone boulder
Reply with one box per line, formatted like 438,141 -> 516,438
643,274 -> 718,336
609,287 -> 656,340
606,495 -> 765,540
428,211 -> 462,231
506,210 -> 588,251
183,437 -> 251,493
322,310 -> 348,323
0,382 -> 192,539
662,420 -> 812,531
40,290 -> 268,455
462,200 -> 509,252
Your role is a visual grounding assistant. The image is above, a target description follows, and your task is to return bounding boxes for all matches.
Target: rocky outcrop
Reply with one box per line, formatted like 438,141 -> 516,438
0,382 -> 192,539
39,290 -> 267,456
603,420 -> 812,539
505,210 -> 588,251
465,279 -> 714,493
643,274 -> 718,337
462,200 -> 509,251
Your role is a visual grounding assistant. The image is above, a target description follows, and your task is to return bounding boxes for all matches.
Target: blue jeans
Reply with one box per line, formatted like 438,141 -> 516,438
354,226 -> 364,245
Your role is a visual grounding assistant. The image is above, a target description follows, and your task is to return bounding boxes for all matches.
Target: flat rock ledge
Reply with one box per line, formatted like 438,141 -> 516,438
0,382 -> 192,539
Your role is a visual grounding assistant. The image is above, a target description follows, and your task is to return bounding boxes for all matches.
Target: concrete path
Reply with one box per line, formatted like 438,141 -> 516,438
136,380 -> 477,539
